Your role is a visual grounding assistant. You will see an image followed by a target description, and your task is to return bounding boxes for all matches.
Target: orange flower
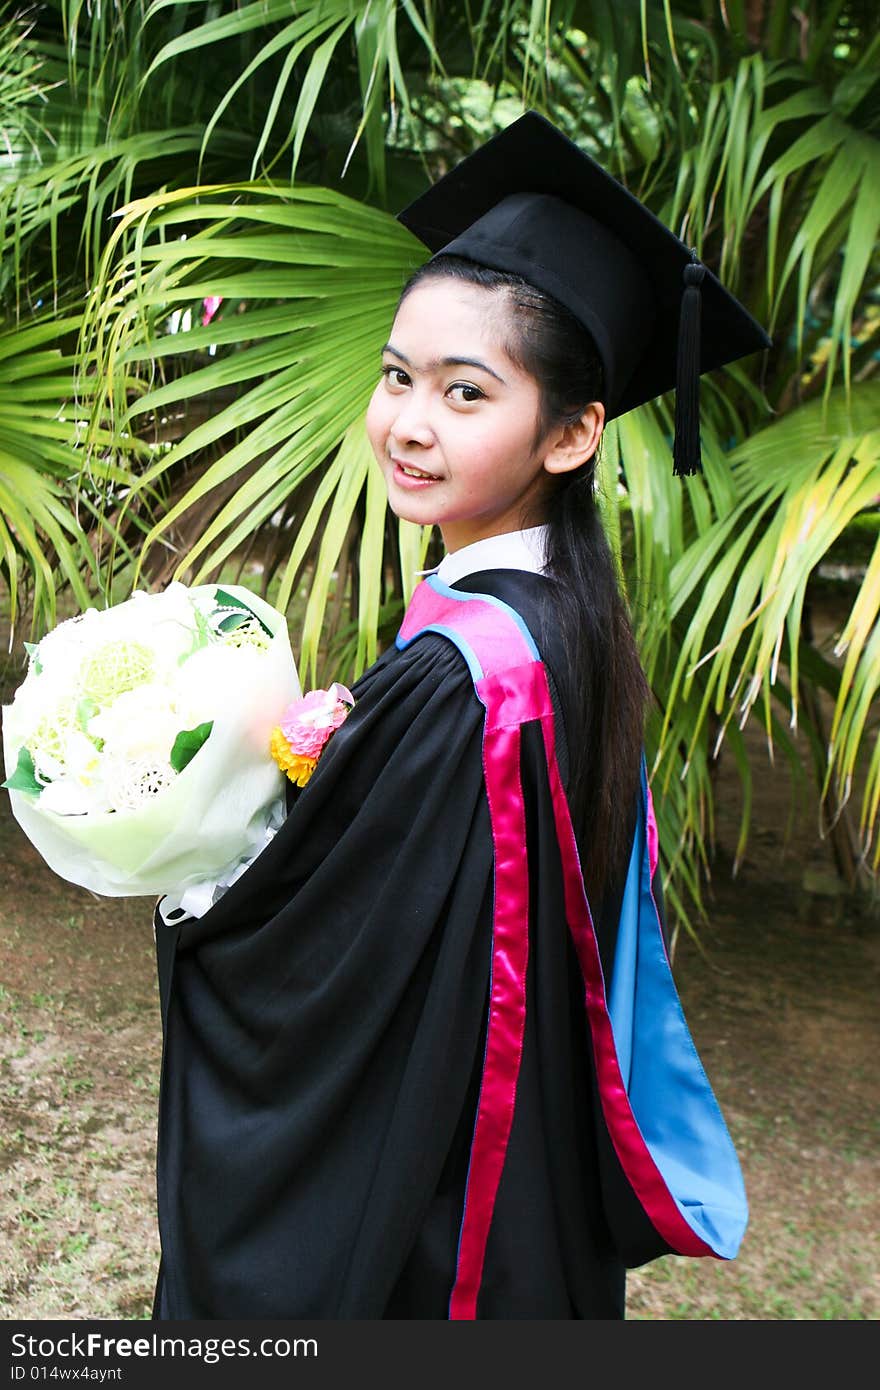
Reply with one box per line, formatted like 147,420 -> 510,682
269,726 -> 318,787
270,683 -> 354,787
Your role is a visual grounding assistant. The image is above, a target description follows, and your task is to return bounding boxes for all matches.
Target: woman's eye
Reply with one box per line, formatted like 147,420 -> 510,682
448,383 -> 485,403
381,365 -> 410,388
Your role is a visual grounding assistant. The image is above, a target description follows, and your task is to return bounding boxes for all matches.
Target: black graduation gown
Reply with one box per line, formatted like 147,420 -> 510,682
151,568 -> 653,1320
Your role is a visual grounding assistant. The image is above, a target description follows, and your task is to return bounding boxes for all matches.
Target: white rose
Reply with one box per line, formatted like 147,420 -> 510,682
37,730 -> 112,815
88,683 -> 183,764
28,612 -> 97,690
175,642 -> 264,724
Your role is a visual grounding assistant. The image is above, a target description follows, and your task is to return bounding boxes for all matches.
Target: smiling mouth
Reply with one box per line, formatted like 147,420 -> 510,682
394,460 -> 439,481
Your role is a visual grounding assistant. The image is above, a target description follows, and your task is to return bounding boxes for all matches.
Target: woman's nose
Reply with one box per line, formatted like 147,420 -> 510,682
390,392 -> 434,448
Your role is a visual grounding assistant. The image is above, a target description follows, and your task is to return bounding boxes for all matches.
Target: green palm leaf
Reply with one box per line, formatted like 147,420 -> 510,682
5,0 -> 876,934
142,0 -> 434,191
652,384 -> 880,862
669,53 -> 879,410
0,313 -> 139,637
81,181 -> 426,673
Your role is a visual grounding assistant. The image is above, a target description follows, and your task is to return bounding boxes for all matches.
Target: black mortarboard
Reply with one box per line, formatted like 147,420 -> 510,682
396,111 -> 771,476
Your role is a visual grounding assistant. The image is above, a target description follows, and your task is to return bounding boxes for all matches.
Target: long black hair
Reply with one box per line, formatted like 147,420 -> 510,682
397,254 -> 650,908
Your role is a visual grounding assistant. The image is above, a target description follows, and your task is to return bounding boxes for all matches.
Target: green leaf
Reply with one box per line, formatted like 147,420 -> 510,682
213,587 -> 272,636
2,746 -> 42,795
23,642 -> 42,674
169,721 -> 214,774
216,611 -> 251,634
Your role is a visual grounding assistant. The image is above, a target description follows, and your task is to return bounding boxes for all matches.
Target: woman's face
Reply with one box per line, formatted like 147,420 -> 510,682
365,279 -> 555,553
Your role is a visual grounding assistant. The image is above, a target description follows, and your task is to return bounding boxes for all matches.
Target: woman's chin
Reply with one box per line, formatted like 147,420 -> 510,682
385,495 -> 438,526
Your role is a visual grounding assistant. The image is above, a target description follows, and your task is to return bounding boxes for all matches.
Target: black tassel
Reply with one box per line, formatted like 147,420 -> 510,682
672,255 -> 705,477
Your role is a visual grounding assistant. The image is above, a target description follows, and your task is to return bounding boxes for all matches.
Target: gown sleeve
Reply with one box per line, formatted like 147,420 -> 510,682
154,632 -> 505,1317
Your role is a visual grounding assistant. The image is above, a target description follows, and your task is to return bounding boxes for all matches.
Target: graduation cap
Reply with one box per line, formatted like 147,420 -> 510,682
396,111 -> 771,476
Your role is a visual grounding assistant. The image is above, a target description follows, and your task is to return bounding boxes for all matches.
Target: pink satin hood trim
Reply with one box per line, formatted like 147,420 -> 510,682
646,779 -> 660,878
447,663 -> 557,1318
537,690 -> 712,1258
397,581 -> 536,671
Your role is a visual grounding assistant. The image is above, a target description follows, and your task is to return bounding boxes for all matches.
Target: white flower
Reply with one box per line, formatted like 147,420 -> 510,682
175,642 -> 264,723
28,612 -> 96,690
101,754 -> 177,811
88,683 -> 184,764
27,701 -> 89,782
37,731 -> 112,816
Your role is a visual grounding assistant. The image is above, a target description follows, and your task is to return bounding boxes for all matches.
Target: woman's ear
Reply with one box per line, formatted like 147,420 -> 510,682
542,402 -> 605,475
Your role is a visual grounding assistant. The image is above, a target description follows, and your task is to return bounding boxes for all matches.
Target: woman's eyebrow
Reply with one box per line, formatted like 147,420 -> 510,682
381,343 -> 507,385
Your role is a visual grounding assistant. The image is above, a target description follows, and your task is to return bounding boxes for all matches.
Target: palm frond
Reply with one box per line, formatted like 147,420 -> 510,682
0,312 -> 141,638
80,181 -> 426,669
142,0 -> 435,193
668,52 -> 879,408
652,384 -> 880,857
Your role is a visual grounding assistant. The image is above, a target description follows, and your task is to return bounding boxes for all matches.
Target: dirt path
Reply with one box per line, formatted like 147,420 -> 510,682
1,654 -> 878,1319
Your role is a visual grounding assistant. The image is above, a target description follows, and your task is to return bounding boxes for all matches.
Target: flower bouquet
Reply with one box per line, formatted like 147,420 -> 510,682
2,582 -> 301,905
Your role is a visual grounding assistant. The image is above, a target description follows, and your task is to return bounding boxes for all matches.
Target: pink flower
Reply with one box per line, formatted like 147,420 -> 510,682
201,296 -> 223,327
278,682 -> 354,760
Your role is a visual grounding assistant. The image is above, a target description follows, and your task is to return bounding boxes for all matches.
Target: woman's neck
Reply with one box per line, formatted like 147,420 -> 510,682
431,526 -> 550,585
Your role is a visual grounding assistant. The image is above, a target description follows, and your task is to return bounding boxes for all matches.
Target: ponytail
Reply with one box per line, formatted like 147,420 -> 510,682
542,465 -> 649,908
397,257 -> 650,907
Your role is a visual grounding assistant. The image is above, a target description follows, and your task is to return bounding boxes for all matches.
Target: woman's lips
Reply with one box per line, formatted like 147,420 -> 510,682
391,458 -> 440,487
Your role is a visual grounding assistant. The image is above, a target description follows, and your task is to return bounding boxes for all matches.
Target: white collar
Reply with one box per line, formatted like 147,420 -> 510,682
415,525 -> 550,586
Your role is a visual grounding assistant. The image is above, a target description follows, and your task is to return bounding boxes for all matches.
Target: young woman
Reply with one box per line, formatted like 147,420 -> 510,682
151,113 -> 768,1320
